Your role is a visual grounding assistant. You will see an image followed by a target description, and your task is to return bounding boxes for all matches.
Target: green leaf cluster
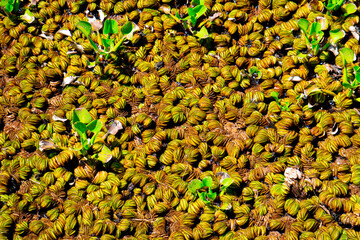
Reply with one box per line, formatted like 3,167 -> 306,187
173,0 -> 207,29
0,0 -> 19,14
271,91 -> 291,112
76,20 -> 137,64
298,19 -> 324,55
71,108 -> 112,163
188,176 -> 233,205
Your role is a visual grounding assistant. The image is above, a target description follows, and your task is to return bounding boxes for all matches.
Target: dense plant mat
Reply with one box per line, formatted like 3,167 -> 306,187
1,0 -> 360,239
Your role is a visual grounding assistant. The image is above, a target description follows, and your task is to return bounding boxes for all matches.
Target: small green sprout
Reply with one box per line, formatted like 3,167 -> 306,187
298,19 -> 324,55
0,0 -> 19,14
71,108 -> 112,163
76,20 -> 137,64
326,0 -> 345,11
188,176 -> 233,205
339,48 -> 356,90
271,91 -> 291,111
249,66 -> 262,79
171,0 -> 207,30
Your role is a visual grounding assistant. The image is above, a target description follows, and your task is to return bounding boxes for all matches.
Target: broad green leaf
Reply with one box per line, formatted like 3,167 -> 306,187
207,191 -> 217,201
202,176 -> 212,187
344,3 -> 356,16
270,91 -> 279,101
102,38 -> 114,49
76,21 -> 92,37
73,121 -> 87,135
222,178 -> 233,187
340,48 -> 355,64
5,3 -> 13,13
73,108 -> 93,124
121,21 -> 133,35
329,29 -> 345,44
188,8 -> 195,17
297,19 -> 309,33
193,5 -> 207,18
97,145 -> 112,163
188,179 -> 203,193
309,22 -> 322,37
103,19 -> 118,35
195,26 -> 209,39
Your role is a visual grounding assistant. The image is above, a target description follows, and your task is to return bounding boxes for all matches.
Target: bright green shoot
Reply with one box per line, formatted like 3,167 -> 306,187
76,20 -> 137,64
326,0 -> 345,11
298,19 -> 324,55
188,176 -> 233,204
71,108 -> 112,163
339,48 -> 356,90
172,0 -> 207,29
0,0 -> 19,14
271,91 -> 291,111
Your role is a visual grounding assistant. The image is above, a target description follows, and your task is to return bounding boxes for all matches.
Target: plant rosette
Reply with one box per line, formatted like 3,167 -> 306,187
70,108 -> 112,163
188,176 -> 233,206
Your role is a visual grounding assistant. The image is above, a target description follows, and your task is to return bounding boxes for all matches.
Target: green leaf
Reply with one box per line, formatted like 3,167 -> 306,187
249,66 -> 259,76
190,15 -> 197,26
0,0 -> 7,7
73,108 -> 93,124
270,91 -> 279,101
342,82 -> 353,89
5,3 -> 13,13
340,48 -> 355,65
103,19 -> 118,35
188,179 -> 203,193
199,192 -> 209,204
76,21 -> 92,37
344,3 -> 357,16
354,66 -> 360,83
207,191 -> 217,201
188,7 -> 196,17
73,122 -> 88,148
222,178 -> 233,187
202,176 -> 212,188
102,38 -> 114,49
121,21 -> 133,35
309,22 -> 321,37
87,120 -> 103,134
193,5 -> 207,18
13,0 -> 18,12
97,145 -> 112,163
195,26 -> 209,39
297,19 -> 309,33
329,29 -> 345,44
